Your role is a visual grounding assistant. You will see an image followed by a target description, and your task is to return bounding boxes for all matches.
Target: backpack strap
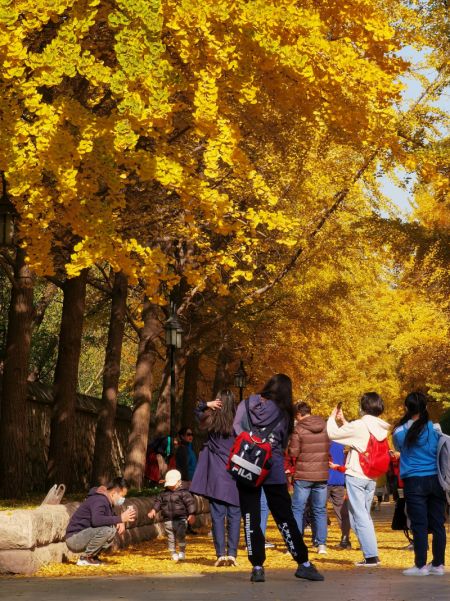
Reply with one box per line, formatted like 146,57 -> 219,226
245,397 -> 283,442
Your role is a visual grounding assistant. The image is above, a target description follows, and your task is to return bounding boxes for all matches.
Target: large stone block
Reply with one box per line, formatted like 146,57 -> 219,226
0,511 -> 34,550
0,542 -> 76,575
0,494 -> 211,574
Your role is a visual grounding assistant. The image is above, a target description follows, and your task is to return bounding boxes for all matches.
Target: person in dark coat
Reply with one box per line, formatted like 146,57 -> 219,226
175,427 -> 197,483
289,401 -> 330,553
65,477 -> 136,566
190,389 -> 241,566
148,469 -> 196,562
233,374 -> 324,583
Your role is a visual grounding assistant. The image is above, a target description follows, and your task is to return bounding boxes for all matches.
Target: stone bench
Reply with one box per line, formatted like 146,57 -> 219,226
0,495 -> 210,574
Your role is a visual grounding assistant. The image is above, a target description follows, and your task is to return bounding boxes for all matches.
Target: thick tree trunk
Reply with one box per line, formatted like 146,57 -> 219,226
153,350 -> 184,437
212,343 -> 234,397
124,299 -> 161,489
0,248 -> 34,498
46,270 -> 88,491
181,350 -> 200,429
91,271 -> 128,486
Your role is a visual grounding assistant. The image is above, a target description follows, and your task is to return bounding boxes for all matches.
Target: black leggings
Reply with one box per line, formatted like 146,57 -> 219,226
238,483 -> 309,566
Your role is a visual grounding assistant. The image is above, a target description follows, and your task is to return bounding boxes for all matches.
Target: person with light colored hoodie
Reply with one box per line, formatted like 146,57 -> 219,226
327,392 -> 390,567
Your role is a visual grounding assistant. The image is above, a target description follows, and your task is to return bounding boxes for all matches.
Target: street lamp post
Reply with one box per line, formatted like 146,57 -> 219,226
234,360 -> 248,402
164,304 -> 183,451
0,173 -> 16,247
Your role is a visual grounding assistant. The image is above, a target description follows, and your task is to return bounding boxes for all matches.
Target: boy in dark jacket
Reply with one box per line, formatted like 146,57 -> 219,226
65,477 -> 136,566
148,469 -> 196,561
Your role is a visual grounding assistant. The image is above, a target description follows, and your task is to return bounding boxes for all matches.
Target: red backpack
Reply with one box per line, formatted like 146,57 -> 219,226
227,398 -> 281,487
358,431 -> 390,479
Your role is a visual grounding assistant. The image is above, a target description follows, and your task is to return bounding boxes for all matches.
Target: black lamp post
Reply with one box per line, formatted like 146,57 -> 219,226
234,360 -> 248,402
0,173 -> 15,247
164,304 -> 183,450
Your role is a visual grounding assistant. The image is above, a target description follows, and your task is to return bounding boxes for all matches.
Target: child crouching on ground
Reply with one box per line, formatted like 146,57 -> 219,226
148,469 -> 196,562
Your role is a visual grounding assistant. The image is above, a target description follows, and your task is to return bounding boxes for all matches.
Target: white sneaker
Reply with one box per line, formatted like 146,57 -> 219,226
171,553 -> 179,562
76,557 -> 100,566
427,564 -> 445,576
214,556 -> 228,567
403,565 -> 430,576
227,556 -> 237,566
318,545 -> 327,554
177,552 -> 185,561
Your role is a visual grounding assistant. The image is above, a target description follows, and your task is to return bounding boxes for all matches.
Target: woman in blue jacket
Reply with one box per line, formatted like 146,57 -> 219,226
393,391 -> 446,576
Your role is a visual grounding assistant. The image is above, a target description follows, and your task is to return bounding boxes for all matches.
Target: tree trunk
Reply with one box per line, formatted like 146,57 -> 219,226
124,299 -> 161,489
181,350 -> 200,429
46,270 -> 88,491
153,359 -> 171,438
0,248 -> 34,498
153,350 -> 185,437
212,343 -> 234,397
91,271 -> 128,486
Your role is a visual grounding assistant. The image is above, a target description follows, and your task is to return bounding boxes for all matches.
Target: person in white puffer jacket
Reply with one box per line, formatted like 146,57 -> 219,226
327,392 -> 391,567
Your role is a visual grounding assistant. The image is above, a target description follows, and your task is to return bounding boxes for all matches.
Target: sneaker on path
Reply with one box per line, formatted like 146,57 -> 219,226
177,552 -> 185,561
403,565 -> 430,576
265,541 -> 276,549
214,556 -> 228,567
76,556 -> 101,567
171,553 -> 179,562
355,557 -> 381,567
250,567 -> 265,582
318,545 -> 327,554
427,564 -> 445,576
227,556 -> 237,566
295,563 -> 324,581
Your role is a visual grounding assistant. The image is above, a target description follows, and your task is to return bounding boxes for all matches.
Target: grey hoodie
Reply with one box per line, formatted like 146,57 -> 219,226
233,394 -> 289,485
327,414 -> 391,480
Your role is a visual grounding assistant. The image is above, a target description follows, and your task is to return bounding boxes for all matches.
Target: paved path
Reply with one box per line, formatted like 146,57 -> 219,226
1,569 -> 449,601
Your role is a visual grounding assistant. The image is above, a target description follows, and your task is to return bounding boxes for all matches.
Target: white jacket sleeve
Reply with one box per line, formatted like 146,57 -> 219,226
326,417 -> 368,452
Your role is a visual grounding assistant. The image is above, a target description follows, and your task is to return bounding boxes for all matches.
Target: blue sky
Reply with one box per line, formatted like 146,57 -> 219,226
380,47 -> 449,216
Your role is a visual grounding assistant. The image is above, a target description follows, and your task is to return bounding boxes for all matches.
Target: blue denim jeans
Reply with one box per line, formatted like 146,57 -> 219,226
260,488 -> 269,536
403,475 -> 447,568
345,475 -> 377,558
292,480 -> 328,545
209,499 -> 241,558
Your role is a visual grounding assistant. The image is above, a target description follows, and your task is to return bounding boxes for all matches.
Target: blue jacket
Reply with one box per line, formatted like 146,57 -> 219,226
66,487 -> 121,537
176,441 -> 198,481
328,441 -> 346,486
393,420 -> 441,479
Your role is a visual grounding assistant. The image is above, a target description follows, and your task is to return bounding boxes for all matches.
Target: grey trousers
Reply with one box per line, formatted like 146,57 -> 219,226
164,519 -> 187,553
66,526 -> 116,557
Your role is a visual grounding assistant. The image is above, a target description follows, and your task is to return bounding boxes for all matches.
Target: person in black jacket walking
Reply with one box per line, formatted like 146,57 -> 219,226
148,469 -> 196,561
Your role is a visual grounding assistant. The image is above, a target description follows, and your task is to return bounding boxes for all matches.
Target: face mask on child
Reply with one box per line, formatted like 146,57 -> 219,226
114,495 -> 126,507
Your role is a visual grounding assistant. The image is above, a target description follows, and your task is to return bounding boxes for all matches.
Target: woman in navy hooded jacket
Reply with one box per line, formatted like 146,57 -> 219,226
393,391 -> 446,577
233,373 -> 324,583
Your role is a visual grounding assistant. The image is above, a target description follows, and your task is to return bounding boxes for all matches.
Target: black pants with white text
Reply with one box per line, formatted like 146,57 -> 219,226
238,483 -> 309,566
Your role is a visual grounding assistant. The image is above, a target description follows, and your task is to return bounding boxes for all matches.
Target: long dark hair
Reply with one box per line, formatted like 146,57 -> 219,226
199,389 -> 236,436
394,391 -> 430,447
259,373 -> 295,434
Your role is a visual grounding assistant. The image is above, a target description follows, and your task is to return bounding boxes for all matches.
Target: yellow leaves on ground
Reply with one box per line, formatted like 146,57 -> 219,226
34,507 -> 450,578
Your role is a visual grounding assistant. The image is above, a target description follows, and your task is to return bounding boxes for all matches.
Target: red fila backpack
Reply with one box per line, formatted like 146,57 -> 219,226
227,398 -> 282,487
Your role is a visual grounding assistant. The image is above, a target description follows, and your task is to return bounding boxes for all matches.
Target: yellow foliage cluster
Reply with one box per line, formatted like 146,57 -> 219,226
0,0 -> 424,299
